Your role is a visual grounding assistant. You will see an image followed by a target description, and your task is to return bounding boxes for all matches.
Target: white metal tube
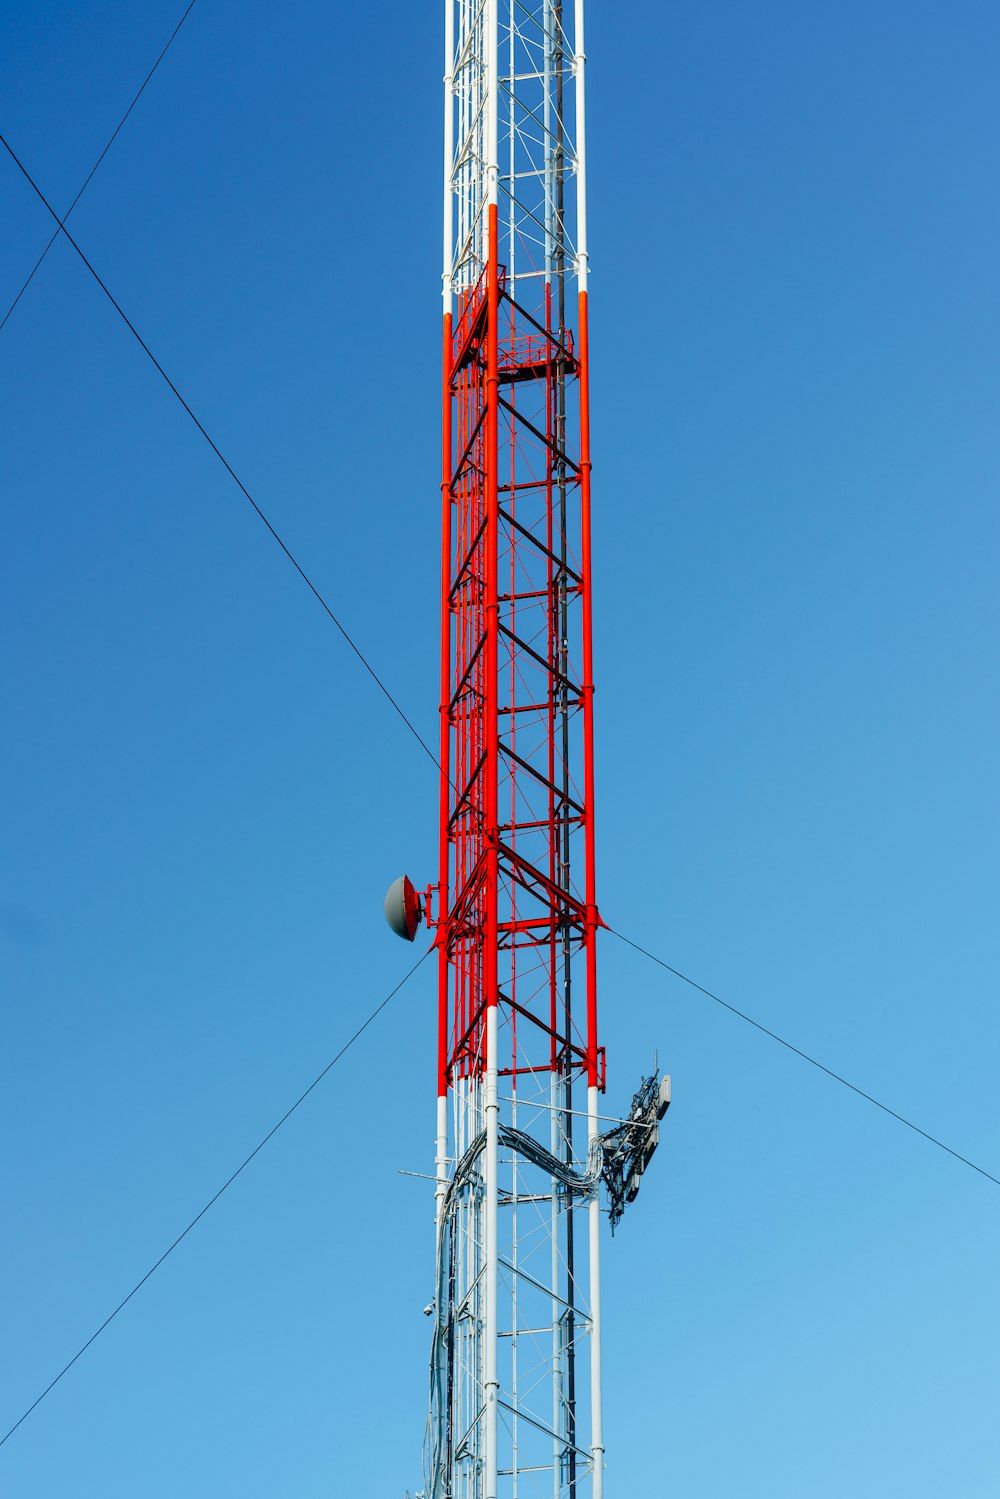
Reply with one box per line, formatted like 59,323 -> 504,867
588,1084 -> 604,1498
507,0 -> 515,284
550,1069 -> 561,1499
431,1091 -> 450,1499
543,0 -> 553,286
435,1094 -> 449,1231
486,0 -> 499,211
443,0 -> 454,312
484,1006 -> 500,1499
573,0 -> 589,294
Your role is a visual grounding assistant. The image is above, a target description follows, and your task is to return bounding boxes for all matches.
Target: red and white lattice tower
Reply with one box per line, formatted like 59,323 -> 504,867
423,3 -> 603,1496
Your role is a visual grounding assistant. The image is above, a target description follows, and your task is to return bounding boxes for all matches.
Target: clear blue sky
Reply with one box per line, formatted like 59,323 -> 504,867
2,2 -> 998,1494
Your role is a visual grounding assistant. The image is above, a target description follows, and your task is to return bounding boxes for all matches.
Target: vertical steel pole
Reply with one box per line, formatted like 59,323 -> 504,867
483,5 -> 500,1495
437,0 -> 455,1249
573,0 -> 604,1489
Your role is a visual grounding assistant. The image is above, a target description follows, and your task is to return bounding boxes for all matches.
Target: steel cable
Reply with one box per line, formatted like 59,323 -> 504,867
0,129 -> 439,772
0,0 -> 200,335
0,947 -> 432,1450
606,924 -> 1000,1190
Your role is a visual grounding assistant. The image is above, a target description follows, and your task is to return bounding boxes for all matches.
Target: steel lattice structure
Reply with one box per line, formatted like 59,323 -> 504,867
424,4 -> 602,1497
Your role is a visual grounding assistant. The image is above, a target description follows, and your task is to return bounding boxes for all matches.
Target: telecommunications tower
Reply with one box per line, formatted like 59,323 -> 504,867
386,4 -> 667,1495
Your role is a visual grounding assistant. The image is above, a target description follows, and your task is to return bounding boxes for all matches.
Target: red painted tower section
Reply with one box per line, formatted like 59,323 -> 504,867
433,208 -> 600,1121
